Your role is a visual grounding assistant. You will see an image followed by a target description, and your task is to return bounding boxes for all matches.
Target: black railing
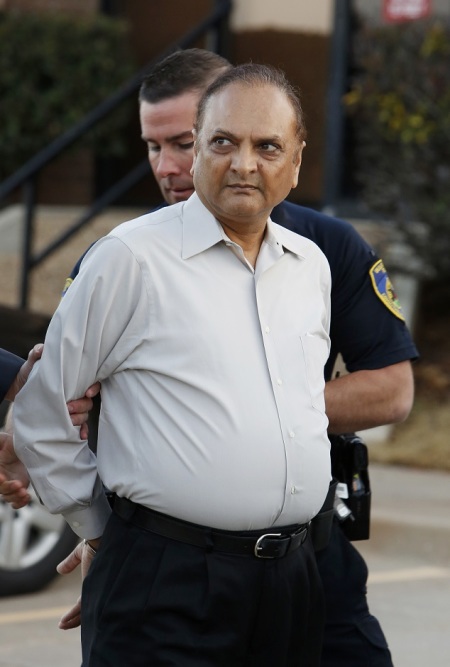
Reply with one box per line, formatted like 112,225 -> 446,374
0,0 -> 232,308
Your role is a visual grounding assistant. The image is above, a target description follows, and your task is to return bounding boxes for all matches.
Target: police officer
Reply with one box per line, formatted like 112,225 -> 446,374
271,201 -> 417,665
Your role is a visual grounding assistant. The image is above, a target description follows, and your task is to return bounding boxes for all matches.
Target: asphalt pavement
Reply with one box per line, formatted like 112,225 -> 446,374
359,462 -> 450,667
368,462 -> 450,567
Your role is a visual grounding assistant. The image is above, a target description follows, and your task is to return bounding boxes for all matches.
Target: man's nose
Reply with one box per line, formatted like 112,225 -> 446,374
230,146 -> 258,175
154,149 -> 180,177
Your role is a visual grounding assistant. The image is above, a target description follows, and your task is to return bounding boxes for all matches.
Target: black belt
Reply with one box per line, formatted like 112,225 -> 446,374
113,496 -> 309,559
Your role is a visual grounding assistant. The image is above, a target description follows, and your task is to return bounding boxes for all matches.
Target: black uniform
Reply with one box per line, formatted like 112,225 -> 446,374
0,348 -> 24,403
66,200 -> 418,667
272,201 -> 418,667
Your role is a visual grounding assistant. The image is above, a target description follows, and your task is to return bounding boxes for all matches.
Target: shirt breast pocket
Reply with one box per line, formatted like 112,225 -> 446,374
300,332 -> 329,413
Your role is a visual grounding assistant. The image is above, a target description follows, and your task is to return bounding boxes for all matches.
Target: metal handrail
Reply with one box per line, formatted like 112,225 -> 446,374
0,0 -> 232,307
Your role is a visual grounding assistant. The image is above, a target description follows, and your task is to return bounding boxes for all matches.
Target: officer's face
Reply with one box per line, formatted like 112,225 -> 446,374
139,91 -> 199,205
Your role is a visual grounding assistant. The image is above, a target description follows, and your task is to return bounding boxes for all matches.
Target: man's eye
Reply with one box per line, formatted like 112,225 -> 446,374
179,141 -> 195,150
260,143 -> 279,152
148,144 -> 160,154
213,138 -> 232,147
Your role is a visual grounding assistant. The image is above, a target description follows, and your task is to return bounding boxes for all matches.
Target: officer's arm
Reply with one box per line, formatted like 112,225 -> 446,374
325,360 -> 414,434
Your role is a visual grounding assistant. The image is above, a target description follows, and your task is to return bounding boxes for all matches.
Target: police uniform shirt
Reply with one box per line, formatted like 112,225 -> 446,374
14,193 -> 332,541
0,348 -> 24,403
271,201 -> 418,377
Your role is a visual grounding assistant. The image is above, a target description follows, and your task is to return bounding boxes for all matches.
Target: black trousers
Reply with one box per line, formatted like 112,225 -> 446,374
81,512 -> 324,667
317,521 -> 394,667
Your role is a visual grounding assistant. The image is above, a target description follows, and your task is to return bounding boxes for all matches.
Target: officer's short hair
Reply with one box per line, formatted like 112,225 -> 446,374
139,48 -> 231,104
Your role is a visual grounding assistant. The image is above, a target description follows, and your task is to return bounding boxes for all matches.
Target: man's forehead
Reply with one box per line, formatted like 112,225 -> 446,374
143,90 -> 201,114
204,82 -> 292,115
140,92 -> 200,141
201,82 -> 297,134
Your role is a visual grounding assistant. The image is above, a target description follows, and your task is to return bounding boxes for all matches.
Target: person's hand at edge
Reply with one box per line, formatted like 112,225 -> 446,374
57,537 -> 101,630
0,432 -> 31,507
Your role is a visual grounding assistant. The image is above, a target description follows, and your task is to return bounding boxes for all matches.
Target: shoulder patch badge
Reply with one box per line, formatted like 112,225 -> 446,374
61,277 -> 73,298
369,259 -> 405,321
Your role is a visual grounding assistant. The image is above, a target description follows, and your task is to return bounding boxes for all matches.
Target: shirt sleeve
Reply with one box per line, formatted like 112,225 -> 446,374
13,235 -> 151,539
326,222 -> 418,377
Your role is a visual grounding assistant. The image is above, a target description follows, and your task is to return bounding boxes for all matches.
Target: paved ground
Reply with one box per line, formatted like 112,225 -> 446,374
0,463 -> 449,667
360,463 -> 450,667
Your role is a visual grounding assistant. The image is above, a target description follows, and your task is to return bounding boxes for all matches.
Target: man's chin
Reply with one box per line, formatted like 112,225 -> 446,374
166,188 -> 195,204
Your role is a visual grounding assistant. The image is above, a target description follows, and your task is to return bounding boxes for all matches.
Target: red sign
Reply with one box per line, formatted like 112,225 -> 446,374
383,0 -> 432,22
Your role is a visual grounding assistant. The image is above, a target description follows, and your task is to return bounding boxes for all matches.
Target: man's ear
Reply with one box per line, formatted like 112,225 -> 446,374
291,141 -> 305,189
190,152 -> 197,176
190,129 -> 198,176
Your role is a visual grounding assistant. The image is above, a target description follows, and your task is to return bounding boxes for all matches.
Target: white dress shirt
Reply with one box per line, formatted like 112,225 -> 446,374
14,193 -> 331,539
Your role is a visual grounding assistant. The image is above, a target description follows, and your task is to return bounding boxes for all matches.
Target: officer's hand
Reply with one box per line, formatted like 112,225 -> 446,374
67,382 -> 101,440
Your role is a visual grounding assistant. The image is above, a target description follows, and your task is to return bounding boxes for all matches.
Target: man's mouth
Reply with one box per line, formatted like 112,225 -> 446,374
227,183 -> 258,191
167,186 -> 195,199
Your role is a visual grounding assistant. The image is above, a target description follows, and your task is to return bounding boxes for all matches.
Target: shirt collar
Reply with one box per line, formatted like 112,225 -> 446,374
180,192 -> 306,261
181,193 -> 224,259
267,217 -> 306,259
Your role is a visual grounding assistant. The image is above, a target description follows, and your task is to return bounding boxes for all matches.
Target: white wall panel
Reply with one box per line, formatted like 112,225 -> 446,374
231,0 -> 334,34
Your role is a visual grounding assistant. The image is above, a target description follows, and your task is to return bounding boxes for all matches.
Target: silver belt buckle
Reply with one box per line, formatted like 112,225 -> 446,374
254,532 -> 282,558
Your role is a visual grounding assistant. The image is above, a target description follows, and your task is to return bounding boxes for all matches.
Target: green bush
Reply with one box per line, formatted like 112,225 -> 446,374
0,11 -> 135,181
345,19 -> 450,279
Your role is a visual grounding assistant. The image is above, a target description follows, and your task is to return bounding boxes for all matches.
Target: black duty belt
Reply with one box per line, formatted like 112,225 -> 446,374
113,496 -> 309,559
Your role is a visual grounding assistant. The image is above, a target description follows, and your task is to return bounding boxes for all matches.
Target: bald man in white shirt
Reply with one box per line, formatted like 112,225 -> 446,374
14,64 -> 332,667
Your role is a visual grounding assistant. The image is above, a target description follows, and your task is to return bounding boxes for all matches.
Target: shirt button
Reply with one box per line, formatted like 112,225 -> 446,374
289,431 -> 295,438
277,378 -> 283,386
265,326 -> 270,333
291,486 -> 297,495
72,521 -> 80,528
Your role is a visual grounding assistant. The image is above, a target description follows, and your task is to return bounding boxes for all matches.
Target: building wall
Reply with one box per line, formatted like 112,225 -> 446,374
231,0 -> 333,33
